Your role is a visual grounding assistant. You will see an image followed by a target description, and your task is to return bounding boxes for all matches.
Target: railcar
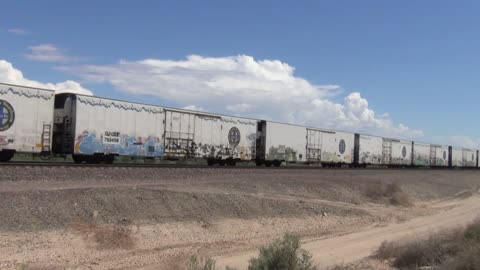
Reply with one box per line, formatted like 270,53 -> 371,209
0,83 -> 54,162
53,93 -> 257,164
449,147 -> 478,168
353,134 -> 383,166
255,121 -> 355,167
461,148 -> 477,168
353,134 -> 413,167
1,82 -> 480,169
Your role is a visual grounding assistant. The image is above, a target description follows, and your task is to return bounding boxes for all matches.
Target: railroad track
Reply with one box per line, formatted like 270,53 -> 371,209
0,161 -> 469,170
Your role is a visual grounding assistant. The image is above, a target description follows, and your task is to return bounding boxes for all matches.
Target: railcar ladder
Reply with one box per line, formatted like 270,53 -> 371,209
430,146 -> 436,166
41,122 -> 52,152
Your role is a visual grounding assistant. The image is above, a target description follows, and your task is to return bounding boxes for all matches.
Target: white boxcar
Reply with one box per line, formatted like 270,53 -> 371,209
166,109 -> 257,161
0,83 -> 54,161
357,134 -> 383,165
431,145 -> 449,167
413,142 -> 431,166
262,121 -> 306,163
306,128 -> 354,165
384,138 -> 413,166
72,95 -> 165,158
60,94 -> 257,163
462,148 -> 477,167
451,147 -> 463,167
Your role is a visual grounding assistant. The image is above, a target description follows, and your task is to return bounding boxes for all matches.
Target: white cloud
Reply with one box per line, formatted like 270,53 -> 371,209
8,28 -> 29,35
226,103 -> 255,113
61,54 -> 423,138
183,105 -> 205,111
433,136 -> 480,149
24,44 -> 81,62
0,59 -> 92,95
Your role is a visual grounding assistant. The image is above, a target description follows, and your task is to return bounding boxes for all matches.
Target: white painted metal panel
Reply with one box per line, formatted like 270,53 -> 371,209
389,139 -> 412,166
266,122 -> 306,162
358,134 -> 383,165
193,114 -> 256,160
0,84 -> 54,153
462,149 -> 476,167
451,147 -> 463,167
326,131 -> 354,164
432,145 -> 449,167
73,96 -> 165,157
413,142 -> 431,166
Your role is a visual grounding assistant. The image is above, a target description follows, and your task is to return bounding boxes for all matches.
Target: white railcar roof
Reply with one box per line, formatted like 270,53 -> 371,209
0,82 -> 56,92
1,81 -> 476,152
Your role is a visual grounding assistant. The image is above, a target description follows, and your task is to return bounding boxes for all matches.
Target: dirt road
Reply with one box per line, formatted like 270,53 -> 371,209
216,194 -> 480,269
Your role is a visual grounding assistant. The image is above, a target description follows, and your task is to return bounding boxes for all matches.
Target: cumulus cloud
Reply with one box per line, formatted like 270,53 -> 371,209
24,44 -> 82,62
61,54 -> 422,138
8,28 -> 29,35
0,59 -> 92,95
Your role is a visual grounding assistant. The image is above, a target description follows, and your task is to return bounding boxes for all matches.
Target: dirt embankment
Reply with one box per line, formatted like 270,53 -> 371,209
0,167 -> 479,269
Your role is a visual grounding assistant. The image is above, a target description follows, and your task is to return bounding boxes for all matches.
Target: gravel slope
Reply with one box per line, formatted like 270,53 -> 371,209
0,167 -> 479,269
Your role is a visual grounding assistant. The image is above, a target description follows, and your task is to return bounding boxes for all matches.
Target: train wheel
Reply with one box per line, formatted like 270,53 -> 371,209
218,160 -> 226,166
207,159 -> 215,166
104,155 -> 115,164
0,150 -> 14,162
273,160 -> 281,167
84,155 -> 100,164
72,154 -> 84,164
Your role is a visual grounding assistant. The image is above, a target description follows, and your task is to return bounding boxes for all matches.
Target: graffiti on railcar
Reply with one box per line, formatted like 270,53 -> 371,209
194,131 -> 256,160
414,154 -> 430,166
74,130 -> 164,157
267,145 -> 298,162
360,151 -> 383,164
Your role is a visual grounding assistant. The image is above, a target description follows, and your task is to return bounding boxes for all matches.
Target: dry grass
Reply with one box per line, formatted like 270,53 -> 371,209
71,220 -> 135,250
187,256 -> 217,270
373,218 -> 480,269
365,182 -> 412,207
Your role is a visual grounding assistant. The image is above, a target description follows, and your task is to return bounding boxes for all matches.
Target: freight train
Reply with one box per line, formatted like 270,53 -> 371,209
0,82 -> 478,168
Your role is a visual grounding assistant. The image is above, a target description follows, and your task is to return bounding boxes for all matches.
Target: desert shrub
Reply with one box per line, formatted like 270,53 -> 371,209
384,183 -> 402,196
374,241 -> 400,261
16,263 -> 29,270
389,191 -> 412,207
364,182 -> 411,207
364,182 -> 385,200
187,256 -> 216,270
71,221 -> 135,250
93,225 -> 135,249
373,222 -> 480,269
248,233 -> 317,270
327,264 -> 355,270
464,219 -> 480,242
393,230 -> 463,268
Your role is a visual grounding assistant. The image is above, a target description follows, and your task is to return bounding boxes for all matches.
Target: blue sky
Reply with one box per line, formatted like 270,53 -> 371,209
1,1 -> 479,147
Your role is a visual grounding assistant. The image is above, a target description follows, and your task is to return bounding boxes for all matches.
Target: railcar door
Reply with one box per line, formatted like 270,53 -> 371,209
164,110 -> 195,158
306,129 -> 322,163
382,139 -> 393,165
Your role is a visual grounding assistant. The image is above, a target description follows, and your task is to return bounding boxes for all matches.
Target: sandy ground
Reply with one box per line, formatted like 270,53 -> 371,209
216,193 -> 480,269
0,167 -> 479,269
